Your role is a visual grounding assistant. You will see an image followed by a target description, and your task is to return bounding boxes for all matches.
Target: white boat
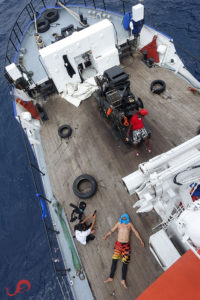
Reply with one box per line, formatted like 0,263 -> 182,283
4,0 -> 200,299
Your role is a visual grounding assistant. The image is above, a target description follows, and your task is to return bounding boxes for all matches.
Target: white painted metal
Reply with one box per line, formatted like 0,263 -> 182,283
138,25 -> 200,89
39,19 -> 119,93
122,135 -> 200,219
14,88 -> 33,102
6,63 -> 21,81
149,229 -> 181,271
123,135 -> 200,197
176,200 -> 200,253
123,136 -> 200,263
132,4 -> 144,22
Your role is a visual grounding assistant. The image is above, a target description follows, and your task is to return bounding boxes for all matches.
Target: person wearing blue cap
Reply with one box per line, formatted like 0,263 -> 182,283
102,213 -> 144,288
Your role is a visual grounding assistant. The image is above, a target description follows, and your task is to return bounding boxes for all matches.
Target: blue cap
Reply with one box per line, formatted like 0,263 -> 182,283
119,214 -> 130,224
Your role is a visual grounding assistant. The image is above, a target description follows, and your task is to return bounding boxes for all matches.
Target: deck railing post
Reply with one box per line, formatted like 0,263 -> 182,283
92,0 -> 96,9
13,28 -> 20,44
9,38 -> 17,51
122,0 -> 125,15
102,0 -> 106,11
29,2 -> 35,15
16,22 -> 23,35
26,5 -> 33,20
56,269 -> 70,273
41,0 -> 46,8
47,227 -> 60,234
31,163 -> 45,176
36,193 -> 52,204
6,55 -> 11,65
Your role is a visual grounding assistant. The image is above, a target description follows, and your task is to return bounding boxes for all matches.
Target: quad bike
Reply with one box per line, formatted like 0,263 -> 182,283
93,65 -> 151,145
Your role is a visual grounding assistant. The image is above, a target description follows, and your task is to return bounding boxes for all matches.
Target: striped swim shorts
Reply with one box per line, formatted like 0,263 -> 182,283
112,240 -> 131,264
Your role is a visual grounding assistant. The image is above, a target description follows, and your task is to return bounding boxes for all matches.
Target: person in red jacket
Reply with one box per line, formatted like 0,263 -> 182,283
126,109 -> 151,156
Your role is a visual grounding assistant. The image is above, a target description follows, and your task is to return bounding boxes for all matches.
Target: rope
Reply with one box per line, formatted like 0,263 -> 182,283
57,2 -> 88,28
56,276 -> 67,300
34,13 -> 38,34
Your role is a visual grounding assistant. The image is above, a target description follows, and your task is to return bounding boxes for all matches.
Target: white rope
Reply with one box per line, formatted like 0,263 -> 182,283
57,2 -> 88,27
56,276 -> 67,300
34,13 -> 38,33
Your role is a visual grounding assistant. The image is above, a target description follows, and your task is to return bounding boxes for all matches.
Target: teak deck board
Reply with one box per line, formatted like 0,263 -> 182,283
40,53 -> 200,300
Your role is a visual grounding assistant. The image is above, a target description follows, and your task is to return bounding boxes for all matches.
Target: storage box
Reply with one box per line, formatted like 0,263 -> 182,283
132,4 -> 144,22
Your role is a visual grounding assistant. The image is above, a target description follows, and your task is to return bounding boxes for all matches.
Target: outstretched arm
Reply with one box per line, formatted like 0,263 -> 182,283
130,223 -> 144,247
126,124 -> 132,140
81,214 -> 93,224
90,215 -> 96,231
102,222 -> 118,240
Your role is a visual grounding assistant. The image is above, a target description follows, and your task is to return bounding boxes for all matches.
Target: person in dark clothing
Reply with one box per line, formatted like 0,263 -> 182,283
74,213 -> 96,245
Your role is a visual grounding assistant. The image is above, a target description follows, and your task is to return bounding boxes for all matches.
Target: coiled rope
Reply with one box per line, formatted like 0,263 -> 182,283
57,2 -> 88,28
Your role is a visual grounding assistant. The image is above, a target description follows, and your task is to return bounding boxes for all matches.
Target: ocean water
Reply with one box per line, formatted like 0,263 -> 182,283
0,0 -> 199,299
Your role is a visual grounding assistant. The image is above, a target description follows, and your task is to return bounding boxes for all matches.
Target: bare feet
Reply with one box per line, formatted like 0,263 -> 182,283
104,278 -> 113,284
121,280 -> 127,289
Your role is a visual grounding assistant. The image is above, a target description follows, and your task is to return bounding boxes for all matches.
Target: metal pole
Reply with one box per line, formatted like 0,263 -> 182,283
13,28 -> 20,44
41,0 -> 46,8
92,0 -> 96,9
47,227 -> 60,234
56,269 -> 69,273
122,1 -> 125,15
9,38 -> 17,51
30,163 -> 45,176
16,22 -> 23,35
36,193 -> 52,204
29,2 -> 35,15
102,0 -> 106,11
6,55 -> 11,64
26,5 -> 33,20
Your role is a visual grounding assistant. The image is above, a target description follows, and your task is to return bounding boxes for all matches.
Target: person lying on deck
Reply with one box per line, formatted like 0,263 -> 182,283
102,213 -> 144,289
74,211 -> 96,245
126,109 -> 151,157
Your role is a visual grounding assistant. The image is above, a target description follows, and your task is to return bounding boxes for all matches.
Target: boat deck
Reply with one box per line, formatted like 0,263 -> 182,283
19,6 -> 129,85
40,52 -> 200,300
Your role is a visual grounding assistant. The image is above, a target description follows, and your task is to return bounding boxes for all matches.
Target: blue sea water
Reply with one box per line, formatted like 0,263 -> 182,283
0,0 -> 199,299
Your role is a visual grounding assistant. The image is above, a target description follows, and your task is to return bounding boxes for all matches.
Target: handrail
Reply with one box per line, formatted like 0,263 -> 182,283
18,115 -> 75,299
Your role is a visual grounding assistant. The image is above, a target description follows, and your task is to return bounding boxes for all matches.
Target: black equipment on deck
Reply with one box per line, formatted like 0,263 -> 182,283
94,65 -> 149,145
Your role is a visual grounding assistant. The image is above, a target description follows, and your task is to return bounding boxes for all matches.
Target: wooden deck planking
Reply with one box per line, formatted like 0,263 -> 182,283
40,53 -> 200,300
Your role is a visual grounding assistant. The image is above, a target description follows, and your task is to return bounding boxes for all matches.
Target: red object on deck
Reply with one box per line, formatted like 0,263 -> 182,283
188,86 -> 197,92
140,35 -> 160,63
16,98 -> 40,120
137,250 -> 200,300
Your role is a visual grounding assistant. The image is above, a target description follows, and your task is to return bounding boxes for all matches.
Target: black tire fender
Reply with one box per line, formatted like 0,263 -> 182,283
73,174 -> 97,199
43,9 -> 59,23
37,18 -> 50,33
58,125 -> 72,138
150,80 -> 166,94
